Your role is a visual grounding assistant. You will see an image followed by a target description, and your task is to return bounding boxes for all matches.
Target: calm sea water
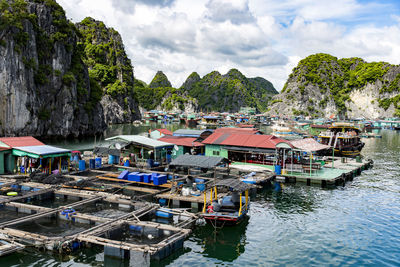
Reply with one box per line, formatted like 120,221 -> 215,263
1,125 -> 399,266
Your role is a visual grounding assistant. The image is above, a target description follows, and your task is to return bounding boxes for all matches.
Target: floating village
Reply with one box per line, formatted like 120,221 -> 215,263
0,108 -> 397,264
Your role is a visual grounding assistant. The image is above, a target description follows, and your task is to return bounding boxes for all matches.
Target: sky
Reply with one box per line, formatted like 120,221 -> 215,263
57,0 -> 400,91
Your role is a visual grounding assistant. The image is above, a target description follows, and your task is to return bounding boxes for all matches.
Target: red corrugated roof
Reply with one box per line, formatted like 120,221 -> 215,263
214,127 -> 261,134
155,129 -> 173,135
159,136 -> 204,147
203,133 -> 288,149
0,136 -> 44,148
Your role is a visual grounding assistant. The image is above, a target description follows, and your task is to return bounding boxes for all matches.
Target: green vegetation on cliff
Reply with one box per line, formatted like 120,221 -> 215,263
279,53 -> 400,116
135,71 -> 194,111
77,17 -> 135,100
181,69 -> 277,112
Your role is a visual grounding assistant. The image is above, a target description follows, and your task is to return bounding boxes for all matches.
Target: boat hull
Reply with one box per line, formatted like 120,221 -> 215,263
203,214 -> 248,226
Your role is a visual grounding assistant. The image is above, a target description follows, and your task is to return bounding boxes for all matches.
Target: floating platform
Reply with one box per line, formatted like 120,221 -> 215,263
0,185 -> 198,262
277,157 -> 373,187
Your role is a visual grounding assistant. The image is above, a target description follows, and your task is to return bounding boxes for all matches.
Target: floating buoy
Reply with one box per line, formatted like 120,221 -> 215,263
7,192 -> 18,196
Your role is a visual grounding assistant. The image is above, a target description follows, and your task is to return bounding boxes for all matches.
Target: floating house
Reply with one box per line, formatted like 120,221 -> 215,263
0,147 -> 11,174
0,137 -> 71,174
105,135 -> 174,163
202,132 -> 288,167
158,135 -> 205,158
150,129 -> 173,139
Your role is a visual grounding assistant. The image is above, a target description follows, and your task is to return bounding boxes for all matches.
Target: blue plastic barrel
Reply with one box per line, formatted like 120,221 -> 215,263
95,158 -> 102,168
89,159 -> 95,169
108,155 -> 114,164
274,165 -> 282,175
124,160 -> 130,167
79,160 -> 86,171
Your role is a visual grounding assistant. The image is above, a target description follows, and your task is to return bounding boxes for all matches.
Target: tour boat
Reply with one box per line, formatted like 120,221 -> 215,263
318,122 -> 365,157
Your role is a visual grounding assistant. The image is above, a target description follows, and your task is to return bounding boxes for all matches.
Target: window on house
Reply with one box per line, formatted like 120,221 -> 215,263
213,151 -> 220,156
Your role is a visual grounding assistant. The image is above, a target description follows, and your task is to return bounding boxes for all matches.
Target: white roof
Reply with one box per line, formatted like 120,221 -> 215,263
105,135 -> 173,148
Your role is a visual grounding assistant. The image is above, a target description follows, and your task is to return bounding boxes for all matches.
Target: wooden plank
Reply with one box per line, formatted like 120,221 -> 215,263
0,188 -> 55,205
106,183 -> 160,194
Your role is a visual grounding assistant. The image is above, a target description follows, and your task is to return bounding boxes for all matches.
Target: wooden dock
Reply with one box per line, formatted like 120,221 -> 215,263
277,157 -> 373,187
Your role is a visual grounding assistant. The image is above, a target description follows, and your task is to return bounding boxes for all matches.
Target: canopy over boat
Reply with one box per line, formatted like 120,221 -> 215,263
214,178 -> 256,192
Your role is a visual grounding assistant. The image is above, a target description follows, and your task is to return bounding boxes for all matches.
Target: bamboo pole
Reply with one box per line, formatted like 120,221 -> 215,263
238,193 -> 242,216
203,192 -> 206,213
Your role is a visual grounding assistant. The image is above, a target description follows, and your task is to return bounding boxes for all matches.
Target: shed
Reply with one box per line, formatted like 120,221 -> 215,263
105,135 -> 174,162
12,145 -> 71,174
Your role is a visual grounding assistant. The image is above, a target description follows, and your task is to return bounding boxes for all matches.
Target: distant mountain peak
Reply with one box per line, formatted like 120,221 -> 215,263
149,71 -> 172,88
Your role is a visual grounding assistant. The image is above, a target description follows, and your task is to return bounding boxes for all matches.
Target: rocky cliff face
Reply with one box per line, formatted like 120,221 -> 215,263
0,0 -> 106,137
76,17 -> 140,124
181,69 -> 278,113
268,53 -> 400,119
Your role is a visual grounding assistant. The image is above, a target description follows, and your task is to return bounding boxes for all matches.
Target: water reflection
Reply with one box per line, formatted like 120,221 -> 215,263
193,219 -> 249,262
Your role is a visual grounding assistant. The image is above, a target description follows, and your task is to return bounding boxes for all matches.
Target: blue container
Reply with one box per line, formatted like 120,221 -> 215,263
118,170 -> 129,180
79,160 -> 86,171
95,158 -> 102,168
195,178 -> 205,184
89,159 -> 95,169
108,155 -> 114,165
196,183 -> 206,191
124,160 -> 130,167
274,165 -> 282,175
153,175 -> 167,185
114,156 -> 120,164
127,172 -> 140,181
151,173 -> 159,178
159,199 -> 167,206
156,210 -> 173,218
135,173 -> 145,182
242,179 -> 256,184
142,174 -> 152,183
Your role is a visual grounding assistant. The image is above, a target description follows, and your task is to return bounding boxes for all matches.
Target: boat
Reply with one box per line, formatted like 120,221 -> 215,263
318,122 -> 365,157
201,179 -> 254,227
271,120 -> 303,140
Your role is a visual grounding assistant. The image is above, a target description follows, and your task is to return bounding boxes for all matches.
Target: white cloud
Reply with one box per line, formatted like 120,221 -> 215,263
57,0 -> 400,91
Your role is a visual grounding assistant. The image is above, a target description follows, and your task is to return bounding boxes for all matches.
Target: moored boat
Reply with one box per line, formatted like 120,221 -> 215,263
318,122 -> 364,157
201,179 -> 254,227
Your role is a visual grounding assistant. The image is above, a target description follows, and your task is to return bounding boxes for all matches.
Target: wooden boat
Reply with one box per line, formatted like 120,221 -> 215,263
201,179 -> 254,227
318,122 -> 364,157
